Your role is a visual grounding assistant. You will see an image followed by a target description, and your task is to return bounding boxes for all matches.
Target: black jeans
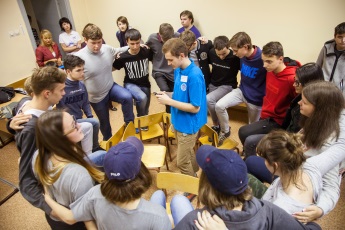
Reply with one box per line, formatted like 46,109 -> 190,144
238,118 -> 281,157
154,73 -> 174,113
45,213 -> 86,230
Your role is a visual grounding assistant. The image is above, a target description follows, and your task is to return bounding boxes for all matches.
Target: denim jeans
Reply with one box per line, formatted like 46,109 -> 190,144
78,118 -> 100,151
150,190 -> 194,226
245,156 -> 275,183
85,150 -> 106,168
90,83 -> 134,140
124,83 -> 151,117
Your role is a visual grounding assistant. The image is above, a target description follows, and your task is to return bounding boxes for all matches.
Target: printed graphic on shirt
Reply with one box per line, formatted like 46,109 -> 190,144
241,63 -> 259,79
212,62 -> 231,69
64,90 -> 85,104
181,83 -> 187,91
200,52 -> 208,60
125,59 -> 149,79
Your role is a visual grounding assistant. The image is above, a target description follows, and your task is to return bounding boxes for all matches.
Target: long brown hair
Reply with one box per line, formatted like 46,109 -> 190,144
34,110 -> 104,186
198,172 -> 252,210
257,130 -> 306,190
300,81 -> 345,149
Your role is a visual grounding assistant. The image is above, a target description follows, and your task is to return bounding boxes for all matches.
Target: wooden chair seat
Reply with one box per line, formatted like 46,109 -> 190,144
142,144 -> 167,170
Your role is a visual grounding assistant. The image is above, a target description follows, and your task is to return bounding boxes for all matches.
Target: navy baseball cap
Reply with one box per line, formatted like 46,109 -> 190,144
196,145 -> 248,195
104,136 -> 144,181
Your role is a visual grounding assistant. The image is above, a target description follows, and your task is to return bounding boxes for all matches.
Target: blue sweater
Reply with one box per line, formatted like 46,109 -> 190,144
57,78 -> 93,119
239,46 -> 266,106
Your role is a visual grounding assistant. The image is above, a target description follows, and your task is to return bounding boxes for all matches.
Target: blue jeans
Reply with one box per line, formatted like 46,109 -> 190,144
78,118 -> 100,151
90,83 -> 134,140
245,156 -> 275,183
124,83 -> 151,117
85,150 -> 106,168
150,190 -> 194,226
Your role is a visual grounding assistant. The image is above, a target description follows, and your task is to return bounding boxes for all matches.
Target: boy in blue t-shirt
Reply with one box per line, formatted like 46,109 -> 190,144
57,55 -> 102,152
156,38 -> 207,179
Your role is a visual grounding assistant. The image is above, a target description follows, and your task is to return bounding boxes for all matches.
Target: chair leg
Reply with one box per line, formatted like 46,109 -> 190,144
0,178 -> 19,206
165,154 -> 170,171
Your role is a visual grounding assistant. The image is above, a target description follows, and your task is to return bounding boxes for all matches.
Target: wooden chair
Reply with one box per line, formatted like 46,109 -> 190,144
99,123 -> 126,151
162,113 -> 175,161
134,112 -> 165,144
123,122 -> 169,171
156,172 -> 199,220
198,124 -> 240,153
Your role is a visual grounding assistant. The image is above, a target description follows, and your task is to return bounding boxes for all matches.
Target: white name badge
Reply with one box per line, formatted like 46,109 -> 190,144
181,75 -> 188,82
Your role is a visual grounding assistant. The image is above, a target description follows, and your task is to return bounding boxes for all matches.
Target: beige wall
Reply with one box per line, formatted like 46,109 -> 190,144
0,0 -> 37,86
1,0 -> 345,89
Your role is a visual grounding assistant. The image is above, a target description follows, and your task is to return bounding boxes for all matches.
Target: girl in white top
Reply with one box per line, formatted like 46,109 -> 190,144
58,17 -> 82,54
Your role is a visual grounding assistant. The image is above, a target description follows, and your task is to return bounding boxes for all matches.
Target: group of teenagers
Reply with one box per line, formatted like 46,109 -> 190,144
7,8 -> 345,230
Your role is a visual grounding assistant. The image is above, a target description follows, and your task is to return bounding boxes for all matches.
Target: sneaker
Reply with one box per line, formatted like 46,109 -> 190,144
218,130 -> 231,146
208,126 -> 220,142
183,192 -> 197,202
140,126 -> 149,131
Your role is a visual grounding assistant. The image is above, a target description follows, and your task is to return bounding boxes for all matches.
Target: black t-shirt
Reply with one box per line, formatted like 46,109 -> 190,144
208,48 -> 240,88
334,45 -> 345,58
113,47 -> 152,87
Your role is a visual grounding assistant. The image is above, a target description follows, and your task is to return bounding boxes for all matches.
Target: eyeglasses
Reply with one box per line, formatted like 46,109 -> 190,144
64,115 -> 78,136
294,77 -> 300,86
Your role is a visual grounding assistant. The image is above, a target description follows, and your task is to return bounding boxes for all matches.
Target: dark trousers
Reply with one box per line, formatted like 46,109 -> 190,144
45,213 -> 86,230
238,118 -> 281,157
154,73 -> 174,113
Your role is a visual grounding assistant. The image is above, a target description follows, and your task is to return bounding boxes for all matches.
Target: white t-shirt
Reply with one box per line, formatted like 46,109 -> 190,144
59,30 -> 81,54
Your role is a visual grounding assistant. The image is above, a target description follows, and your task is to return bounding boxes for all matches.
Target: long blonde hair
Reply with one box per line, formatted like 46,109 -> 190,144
34,110 -> 104,186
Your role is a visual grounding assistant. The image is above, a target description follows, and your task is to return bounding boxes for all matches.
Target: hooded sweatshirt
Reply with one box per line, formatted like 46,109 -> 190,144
174,197 -> 321,230
239,46 -> 267,106
261,62 -> 300,125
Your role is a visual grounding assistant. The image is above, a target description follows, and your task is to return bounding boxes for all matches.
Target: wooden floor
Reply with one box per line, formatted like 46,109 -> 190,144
0,94 -> 344,229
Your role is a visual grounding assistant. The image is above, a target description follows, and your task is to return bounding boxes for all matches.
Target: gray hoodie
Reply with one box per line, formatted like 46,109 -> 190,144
174,197 -> 321,230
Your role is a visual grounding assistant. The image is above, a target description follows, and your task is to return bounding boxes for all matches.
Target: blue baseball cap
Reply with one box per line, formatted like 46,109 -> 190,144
104,136 -> 144,181
196,145 -> 248,195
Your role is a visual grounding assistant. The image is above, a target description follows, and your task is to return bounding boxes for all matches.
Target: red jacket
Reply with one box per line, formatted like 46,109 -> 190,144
261,64 -> 300,125
35,43 -> 62,67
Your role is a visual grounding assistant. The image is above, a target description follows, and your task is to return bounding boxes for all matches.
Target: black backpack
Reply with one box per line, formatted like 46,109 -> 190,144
0,87 -> 15,104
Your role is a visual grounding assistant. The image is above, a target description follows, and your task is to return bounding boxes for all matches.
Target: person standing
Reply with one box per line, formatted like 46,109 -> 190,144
316,22 -> 345,96
177,10 -> 201,38
75,23 -> 133,140
156,38 -> 207,178
58,17 -> 82,55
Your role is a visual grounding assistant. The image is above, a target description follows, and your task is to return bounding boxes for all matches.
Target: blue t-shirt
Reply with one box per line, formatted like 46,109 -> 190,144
171,60 -> 207,134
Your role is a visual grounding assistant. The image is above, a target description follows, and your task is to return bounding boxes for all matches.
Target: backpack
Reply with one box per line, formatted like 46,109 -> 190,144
0,87 -> 15,104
